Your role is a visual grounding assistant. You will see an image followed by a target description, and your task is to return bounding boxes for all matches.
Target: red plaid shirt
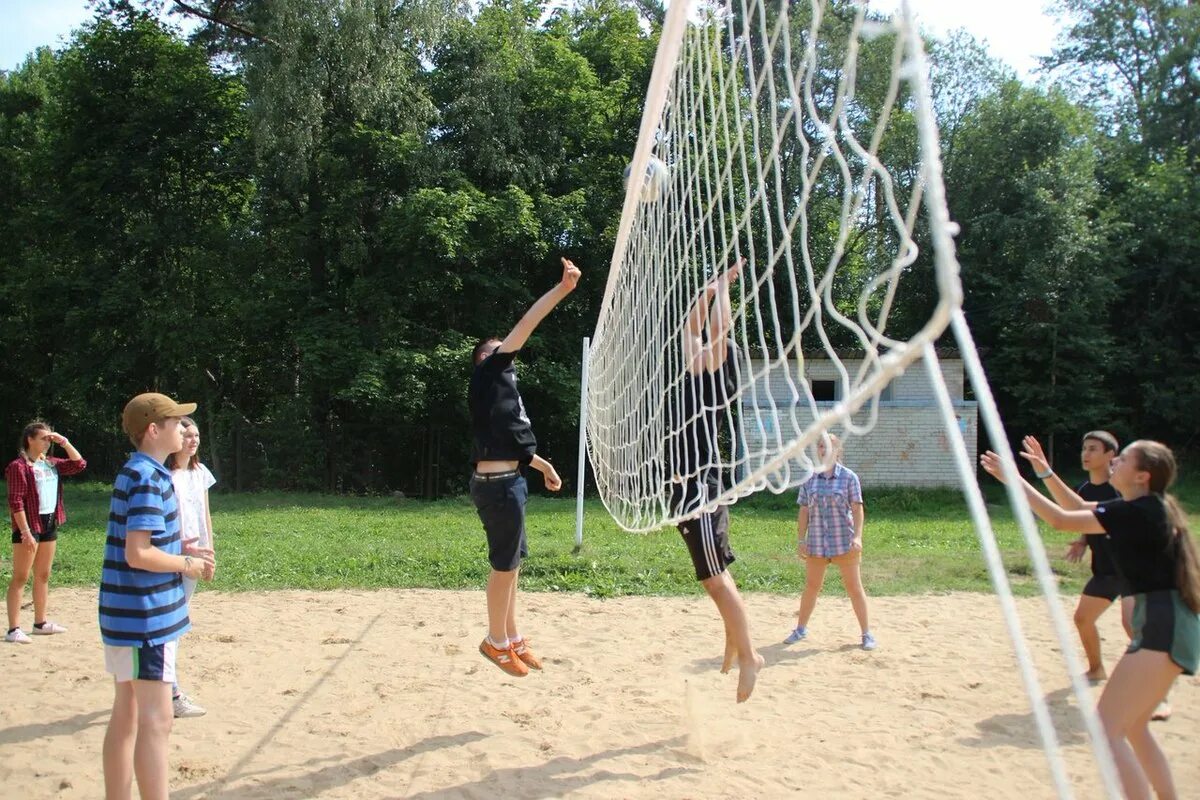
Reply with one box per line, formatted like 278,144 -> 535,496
5,456 -> 88,533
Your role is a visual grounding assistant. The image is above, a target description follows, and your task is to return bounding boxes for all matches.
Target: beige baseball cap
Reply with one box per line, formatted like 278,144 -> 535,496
121,392 -> 198,438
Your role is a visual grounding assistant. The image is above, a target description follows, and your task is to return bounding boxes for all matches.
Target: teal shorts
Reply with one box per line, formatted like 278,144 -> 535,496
1128,590 -> 1200,676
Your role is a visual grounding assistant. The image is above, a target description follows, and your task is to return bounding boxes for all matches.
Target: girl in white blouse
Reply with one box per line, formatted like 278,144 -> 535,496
167,417 -> 217,718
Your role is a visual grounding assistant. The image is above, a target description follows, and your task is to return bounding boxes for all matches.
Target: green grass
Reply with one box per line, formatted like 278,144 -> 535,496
11,480 -> 1197,598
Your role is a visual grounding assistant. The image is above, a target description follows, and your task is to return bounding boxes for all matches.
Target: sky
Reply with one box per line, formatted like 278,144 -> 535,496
1,0 -> 1063,77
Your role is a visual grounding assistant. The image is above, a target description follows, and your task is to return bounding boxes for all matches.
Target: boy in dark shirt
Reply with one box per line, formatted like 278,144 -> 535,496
667,260 -> 762,703
469,257 -> 580,676
1021,432 -> 1123,681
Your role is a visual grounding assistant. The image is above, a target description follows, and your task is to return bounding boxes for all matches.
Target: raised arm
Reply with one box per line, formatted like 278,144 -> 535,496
980,451 -> 1105,534
684,259 -> 742,374
1019,436 -> 1087,509
498,257 -> 581,355
685,282 -> 713,337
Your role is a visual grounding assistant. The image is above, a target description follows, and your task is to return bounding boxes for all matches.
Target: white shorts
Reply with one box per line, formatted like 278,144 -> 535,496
104,640 -> 178,683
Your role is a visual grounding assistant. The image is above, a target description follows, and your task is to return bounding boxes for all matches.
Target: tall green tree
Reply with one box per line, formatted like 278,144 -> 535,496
1047,0 -> 1200,446
948,82 -> 1118,457
0,50 -> 59,440
1,13 -> 252,475
1046,0 -> 1199,159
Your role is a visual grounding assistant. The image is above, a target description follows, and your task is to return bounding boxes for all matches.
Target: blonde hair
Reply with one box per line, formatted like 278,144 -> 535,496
819,433 -> 843,459
1126,440 -> 1200,613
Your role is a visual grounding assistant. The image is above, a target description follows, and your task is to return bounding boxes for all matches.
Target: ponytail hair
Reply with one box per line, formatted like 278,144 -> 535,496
17,421 -> 50,458
1127,440 -> 1200,613
1166,496 -> 1200,613
1171,501 -> 1200,614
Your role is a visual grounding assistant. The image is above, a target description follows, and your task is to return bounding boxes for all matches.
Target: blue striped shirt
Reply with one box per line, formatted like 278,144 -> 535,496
98,452 -> 191,646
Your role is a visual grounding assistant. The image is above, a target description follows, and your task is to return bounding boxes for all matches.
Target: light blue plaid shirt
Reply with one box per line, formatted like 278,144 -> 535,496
796,463 -> 863,557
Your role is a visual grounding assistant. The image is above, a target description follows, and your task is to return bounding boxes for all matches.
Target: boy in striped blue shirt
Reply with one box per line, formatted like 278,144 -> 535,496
102,393 -> 214,800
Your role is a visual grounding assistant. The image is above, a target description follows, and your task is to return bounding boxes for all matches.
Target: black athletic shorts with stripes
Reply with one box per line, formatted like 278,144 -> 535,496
672,480 -> 735,581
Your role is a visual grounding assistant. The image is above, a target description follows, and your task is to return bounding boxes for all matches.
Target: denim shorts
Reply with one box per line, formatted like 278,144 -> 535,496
469,471 -> 528,571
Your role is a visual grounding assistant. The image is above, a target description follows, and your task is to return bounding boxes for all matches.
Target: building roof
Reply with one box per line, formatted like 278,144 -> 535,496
743,346 -> 963,360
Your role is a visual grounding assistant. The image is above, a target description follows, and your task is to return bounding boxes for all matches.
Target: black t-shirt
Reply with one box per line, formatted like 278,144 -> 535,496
469,350 -> 536,466
1077,480 -> 1121,576
665,357 -> 737,489
1092,495 -> 1177,594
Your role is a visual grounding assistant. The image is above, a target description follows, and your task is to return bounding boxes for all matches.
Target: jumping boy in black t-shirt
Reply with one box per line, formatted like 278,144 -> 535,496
1020,432 -> 1123,682
666,260 -> 762,703
469,257 -> 580,677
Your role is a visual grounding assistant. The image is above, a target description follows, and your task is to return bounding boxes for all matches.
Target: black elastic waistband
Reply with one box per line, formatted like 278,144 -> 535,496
472,470 -> 519,482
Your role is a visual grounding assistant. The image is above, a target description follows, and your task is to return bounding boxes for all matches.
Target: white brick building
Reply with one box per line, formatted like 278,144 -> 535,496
737,349 -> 977,488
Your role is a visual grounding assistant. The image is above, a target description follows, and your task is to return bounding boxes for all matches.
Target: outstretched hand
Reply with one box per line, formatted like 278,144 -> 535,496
979,450 -> 1011,483
1019,436 -> 1050,476
560,257 -> 581,293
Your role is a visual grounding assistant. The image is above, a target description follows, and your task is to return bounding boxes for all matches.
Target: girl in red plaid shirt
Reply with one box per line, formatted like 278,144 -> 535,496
6,421 -> 87,644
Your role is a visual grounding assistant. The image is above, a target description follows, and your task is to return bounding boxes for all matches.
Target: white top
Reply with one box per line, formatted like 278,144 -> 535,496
33,460 -> 58,515
171,464 -> 216,548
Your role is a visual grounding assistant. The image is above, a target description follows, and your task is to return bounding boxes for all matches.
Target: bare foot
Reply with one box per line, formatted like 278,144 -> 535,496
1151,701 -> 1171,722
721,636 -> 737,674
1084,667 -> 1107,684
735,652 -> 765,703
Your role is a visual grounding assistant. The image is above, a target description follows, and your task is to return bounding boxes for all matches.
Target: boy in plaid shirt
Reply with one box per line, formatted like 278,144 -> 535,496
785,434 -> 877,651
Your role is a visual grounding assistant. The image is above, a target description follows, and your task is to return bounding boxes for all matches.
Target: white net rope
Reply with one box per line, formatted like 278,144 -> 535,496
589,0 -> 955,532
585,1 -> 1121,796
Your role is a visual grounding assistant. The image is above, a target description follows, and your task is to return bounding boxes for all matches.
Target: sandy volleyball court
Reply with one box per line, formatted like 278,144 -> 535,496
1,588 -> 1196,798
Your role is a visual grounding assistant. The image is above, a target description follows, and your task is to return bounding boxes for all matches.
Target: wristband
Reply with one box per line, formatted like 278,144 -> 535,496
1035,469 -> 1053,480
183,555 -> 193,574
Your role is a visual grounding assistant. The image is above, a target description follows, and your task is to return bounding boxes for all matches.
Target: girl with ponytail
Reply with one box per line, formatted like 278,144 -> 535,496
981,440 -> 1198,800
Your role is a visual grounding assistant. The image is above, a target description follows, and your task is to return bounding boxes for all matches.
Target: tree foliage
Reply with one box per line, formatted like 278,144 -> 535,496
1,0 -> 1196,493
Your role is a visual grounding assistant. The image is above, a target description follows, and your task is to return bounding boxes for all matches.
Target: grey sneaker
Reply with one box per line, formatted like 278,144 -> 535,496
173,694 -> 207,718
784,625 -> 807,644
861,632 -> 878,651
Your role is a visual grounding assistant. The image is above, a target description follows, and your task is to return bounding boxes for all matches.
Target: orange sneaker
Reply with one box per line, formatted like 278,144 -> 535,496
479,638 -> 529,677
512,638 -> 542,670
